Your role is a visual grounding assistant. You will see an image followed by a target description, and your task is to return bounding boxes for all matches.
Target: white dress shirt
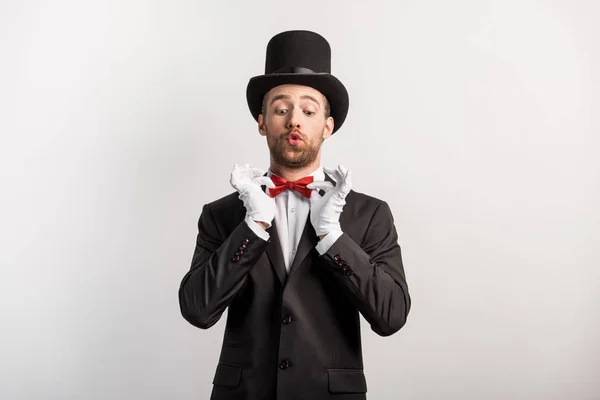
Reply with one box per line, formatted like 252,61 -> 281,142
244,166 -> 343,273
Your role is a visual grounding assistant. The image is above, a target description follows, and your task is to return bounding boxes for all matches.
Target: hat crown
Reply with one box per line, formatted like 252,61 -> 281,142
264,30 -> 331,75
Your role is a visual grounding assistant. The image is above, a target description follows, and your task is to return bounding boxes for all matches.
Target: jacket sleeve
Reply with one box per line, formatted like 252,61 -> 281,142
320,200 -> 411,336
178,203 -> 270,329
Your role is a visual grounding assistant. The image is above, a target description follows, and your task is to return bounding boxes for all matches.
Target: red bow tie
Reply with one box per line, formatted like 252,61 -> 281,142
268,174 -> 314,199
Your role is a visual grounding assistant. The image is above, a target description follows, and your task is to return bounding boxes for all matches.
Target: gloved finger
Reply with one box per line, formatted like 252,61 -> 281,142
306,181 -> 334,190
237,164 -> 255,174
230,164 -> 242,185
231,165 -> 254,192
334,165 -> 347,185
336,164 -> 349,180
322,166 -> 338,177
254,176 -> 276,189
338,168 -> 352,194
335,165 -> 351,188
248,167 -> 266,177
323,166 -> 344,183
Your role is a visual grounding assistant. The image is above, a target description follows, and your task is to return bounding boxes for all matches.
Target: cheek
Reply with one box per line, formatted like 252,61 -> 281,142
309,119 -> 327,134
265,116 -> 285,130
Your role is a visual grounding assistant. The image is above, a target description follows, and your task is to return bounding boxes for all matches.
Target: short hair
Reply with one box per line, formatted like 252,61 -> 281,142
261,91 -> 331,118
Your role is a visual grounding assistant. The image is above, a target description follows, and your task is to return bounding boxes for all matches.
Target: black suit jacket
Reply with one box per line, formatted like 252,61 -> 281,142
178,174 -> 411,400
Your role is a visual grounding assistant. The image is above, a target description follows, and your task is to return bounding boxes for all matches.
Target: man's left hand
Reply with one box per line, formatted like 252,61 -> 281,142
306,165 -> 352,237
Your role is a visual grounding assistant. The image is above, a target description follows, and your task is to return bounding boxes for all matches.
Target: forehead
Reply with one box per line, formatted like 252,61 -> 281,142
266,84 -> 325,103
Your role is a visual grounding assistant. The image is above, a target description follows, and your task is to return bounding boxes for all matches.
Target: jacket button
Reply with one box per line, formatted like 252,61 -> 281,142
334,254 -> 341,261
279,359 -> 290,369
282,315 -> 292,324
236,250 -> 244,256
345,269 -> 354,276
340,263 -> 349,271
232,255 -> 240,262
243,239 -> 250,245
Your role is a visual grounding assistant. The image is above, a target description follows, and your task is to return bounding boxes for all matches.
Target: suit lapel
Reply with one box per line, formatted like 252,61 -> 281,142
261,176 -> 287,285
287,211 -> 318,278
264,219 -> 287,285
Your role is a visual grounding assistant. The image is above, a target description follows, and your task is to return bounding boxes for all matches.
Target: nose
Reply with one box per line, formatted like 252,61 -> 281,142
286,107 -> 301,129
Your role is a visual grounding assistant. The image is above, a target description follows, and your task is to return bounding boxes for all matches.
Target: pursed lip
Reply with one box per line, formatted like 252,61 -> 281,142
286,131 -> 303,141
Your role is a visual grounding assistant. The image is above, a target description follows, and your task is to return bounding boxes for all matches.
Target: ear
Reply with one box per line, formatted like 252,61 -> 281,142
258,114 -> 267,137
322,116 -> 334,139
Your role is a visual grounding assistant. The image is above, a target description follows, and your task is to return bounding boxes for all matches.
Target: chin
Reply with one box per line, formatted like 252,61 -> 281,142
277,155 -> 307,168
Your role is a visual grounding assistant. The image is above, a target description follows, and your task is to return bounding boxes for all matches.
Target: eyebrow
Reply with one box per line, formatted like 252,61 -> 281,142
269,94 -> 321,108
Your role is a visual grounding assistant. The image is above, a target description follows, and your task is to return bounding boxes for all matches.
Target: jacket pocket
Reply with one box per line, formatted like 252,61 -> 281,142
328,369 -> 368,393
212,363 -> 242,387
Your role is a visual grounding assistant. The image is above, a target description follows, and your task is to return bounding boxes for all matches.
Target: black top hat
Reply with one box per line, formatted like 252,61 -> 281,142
246,30 -> 349,134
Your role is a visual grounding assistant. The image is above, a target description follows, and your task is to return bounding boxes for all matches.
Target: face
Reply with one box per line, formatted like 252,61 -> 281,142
258,84 -> 334,169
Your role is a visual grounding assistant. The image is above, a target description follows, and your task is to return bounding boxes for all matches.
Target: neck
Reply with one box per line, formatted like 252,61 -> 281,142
270,162 -> 320,181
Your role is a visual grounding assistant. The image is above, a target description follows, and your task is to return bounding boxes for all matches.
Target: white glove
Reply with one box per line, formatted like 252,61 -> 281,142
230,164 -> 276,228
306,165 -> 352,236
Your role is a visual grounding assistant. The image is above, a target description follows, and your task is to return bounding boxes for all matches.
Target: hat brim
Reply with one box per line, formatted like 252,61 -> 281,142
246,73 -> 349,134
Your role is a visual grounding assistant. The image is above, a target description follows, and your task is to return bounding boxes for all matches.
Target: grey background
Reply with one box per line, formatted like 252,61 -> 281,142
1,0 -> 599,399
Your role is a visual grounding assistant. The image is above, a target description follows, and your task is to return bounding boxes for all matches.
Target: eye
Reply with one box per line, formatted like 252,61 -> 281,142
275,109 -> 288,115
304,110 -> 315,116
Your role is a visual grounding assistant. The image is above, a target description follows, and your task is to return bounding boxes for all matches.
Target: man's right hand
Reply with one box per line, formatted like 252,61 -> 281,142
230,164 -> 276,229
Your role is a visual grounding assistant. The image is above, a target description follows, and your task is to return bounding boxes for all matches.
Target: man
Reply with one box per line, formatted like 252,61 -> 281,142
178,30 -> 411,400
